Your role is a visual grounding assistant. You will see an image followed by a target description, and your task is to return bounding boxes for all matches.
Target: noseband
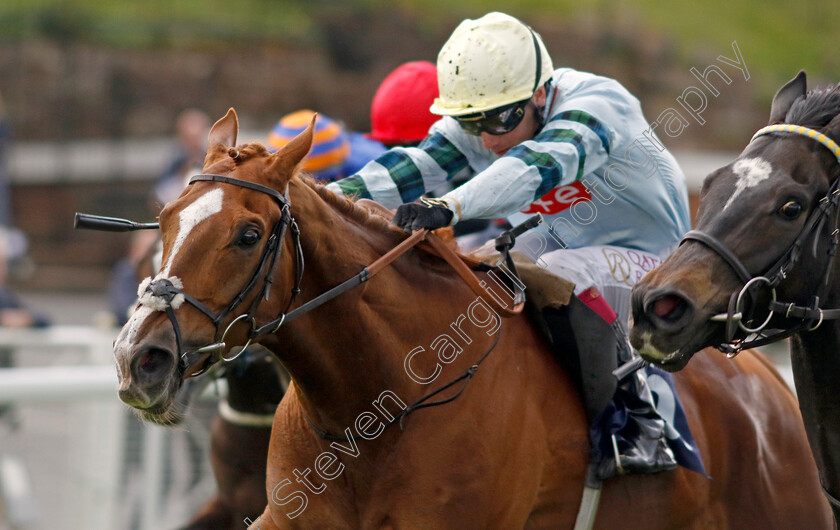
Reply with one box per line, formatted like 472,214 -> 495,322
681,124 -> 840,355
141,174 -> 304,376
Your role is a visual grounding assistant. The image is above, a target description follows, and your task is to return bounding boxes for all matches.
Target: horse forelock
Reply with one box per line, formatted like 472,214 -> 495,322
235,143 -> 271,161
786,84 -> 840,129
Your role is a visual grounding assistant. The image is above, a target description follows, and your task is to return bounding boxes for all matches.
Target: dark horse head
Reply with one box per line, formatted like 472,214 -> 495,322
630,71 -> 840,370
630,70 -> 840,520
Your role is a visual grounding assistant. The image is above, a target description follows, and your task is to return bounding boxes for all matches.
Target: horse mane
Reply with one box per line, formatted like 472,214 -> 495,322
299,175 -> 457,247
230,141 -> 458,247
786,84 -> 840,128
298,176 -> 403,236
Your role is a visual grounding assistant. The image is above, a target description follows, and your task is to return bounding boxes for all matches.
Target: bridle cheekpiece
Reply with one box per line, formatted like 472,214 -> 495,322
140,174 -> 304,377
681,124 -> 840,355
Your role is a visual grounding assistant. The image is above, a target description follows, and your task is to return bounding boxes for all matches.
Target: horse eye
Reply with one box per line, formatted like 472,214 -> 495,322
238,229 -> 261,246
778,201 -> 803,220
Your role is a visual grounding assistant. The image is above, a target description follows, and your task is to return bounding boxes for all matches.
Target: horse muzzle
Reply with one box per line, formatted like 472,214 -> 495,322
629,284 -> 720,370
114,314 -> 182,411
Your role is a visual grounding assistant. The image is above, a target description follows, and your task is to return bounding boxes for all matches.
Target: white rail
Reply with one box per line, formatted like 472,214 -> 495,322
0,325 -> 227,530
0,365 -> 116,403
0,326 -> 123,530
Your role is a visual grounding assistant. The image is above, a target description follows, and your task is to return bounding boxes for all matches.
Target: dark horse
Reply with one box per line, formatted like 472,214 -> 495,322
631,71 -> 840,524
114,108 -> 830,528
181,346 -> 287,529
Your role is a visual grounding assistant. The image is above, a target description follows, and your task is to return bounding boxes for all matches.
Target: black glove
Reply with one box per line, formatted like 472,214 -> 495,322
392,198 -> 454,231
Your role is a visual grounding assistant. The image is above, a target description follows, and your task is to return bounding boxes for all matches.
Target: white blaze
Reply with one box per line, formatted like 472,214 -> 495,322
162,187 -> 224,276
117,188 -> 224,351
723,157 -> 772,211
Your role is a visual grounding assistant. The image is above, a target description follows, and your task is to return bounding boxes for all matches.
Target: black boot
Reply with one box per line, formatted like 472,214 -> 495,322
594,332 -> 677,480
541,298 -> 676,481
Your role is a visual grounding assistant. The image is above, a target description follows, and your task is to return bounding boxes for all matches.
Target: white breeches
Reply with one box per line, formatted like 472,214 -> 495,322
538,245 -> 665,328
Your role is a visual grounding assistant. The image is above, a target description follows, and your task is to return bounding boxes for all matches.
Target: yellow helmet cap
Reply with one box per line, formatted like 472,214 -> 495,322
430,12 -> 553,117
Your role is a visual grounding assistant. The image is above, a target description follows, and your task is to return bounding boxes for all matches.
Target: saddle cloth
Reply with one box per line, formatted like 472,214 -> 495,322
495,252 -> 706,475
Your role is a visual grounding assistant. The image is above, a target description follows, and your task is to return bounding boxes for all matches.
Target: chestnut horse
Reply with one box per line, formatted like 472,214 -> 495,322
114,109 -> 830,528
630,71 -> 840,524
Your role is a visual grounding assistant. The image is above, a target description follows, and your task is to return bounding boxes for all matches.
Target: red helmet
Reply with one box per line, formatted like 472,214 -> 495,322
369,61 -> 439,146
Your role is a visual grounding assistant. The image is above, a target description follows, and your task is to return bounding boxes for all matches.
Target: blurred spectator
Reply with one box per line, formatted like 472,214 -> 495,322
368,61 -> 440,147
153,108 -> 211,207
107,230 -> 159,326
0,227 -> 48,424
0,92 -> 12,227
267,110 -> 386,182
0,227 -> 48,328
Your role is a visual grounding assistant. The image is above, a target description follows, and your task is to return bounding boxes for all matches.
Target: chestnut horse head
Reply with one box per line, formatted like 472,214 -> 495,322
114,108 -> 314,424
630,71 -> 840,519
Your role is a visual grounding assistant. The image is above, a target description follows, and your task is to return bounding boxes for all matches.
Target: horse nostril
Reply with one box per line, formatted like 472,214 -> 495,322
647,294 -> 691,326
133,347 -> 174,383
653,296 -> 679,318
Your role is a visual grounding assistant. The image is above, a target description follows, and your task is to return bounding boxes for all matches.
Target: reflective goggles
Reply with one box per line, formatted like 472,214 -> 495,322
456,99 -> 531,136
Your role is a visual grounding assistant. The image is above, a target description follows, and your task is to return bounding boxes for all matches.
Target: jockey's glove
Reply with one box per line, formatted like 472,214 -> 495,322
393,198 -> 454,231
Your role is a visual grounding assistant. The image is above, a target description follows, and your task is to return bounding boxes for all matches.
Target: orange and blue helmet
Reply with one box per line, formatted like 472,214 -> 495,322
268,110 -> 350,181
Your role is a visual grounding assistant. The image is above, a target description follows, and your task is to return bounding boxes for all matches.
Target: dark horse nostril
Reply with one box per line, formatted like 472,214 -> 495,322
646,294 -> 692,327
133,347 -> 174,383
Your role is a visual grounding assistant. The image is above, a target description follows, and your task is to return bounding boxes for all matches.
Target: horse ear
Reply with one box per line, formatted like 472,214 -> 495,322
824,112 -> 840,143
267,114 -> 315,183
768,71 -> 807,124
207,108 -> 239,148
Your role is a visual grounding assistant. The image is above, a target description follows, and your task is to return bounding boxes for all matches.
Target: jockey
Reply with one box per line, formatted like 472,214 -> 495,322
327,12 -> 692,479
270,63 -> 439,183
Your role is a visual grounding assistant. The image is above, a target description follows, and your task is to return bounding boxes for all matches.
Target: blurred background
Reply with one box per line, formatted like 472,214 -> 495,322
0,0 -> 833,528
2,0 -> 839,292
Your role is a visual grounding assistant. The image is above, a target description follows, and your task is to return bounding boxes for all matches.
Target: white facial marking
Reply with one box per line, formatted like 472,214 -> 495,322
162,188 -> 224,276
125,306 -> 155,345
116,188 -> 224,354
723,157 -> 773,210
635,331 -> 679,361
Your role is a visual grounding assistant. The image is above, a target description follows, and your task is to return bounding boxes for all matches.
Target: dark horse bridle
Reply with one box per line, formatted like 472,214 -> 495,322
681,124 -> 840,357
137,174 -> 305,377
681,124 -> 840,511
77,173 -> 304,375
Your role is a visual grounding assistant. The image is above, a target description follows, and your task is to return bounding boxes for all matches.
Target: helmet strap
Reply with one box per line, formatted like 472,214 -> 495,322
534,83 -> 557,134
525,24 -> 542,95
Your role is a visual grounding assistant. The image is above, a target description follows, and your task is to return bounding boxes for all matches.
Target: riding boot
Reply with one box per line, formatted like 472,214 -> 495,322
541,292 -> 676,481
593,332 -> 677,480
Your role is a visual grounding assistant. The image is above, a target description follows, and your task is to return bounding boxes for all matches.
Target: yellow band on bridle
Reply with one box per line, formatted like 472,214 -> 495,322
751,124 -> 840,166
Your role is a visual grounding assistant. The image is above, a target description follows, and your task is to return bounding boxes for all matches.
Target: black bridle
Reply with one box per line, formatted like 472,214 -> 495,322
680,124 -> 840,512
78,172 -> 539,443
141,174 -> 304,376
681,125 -> 840,357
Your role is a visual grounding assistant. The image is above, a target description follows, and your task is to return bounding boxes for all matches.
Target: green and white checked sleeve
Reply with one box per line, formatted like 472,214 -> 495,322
445,101 -> 616,221
325,126 -> 475,209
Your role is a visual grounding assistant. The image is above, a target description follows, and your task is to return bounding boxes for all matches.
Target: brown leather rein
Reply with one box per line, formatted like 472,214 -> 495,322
75,177 -> 530,371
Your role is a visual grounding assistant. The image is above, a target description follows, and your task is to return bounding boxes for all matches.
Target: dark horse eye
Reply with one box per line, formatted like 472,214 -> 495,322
778,200 -> 803,220
238,229 -> 261,246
